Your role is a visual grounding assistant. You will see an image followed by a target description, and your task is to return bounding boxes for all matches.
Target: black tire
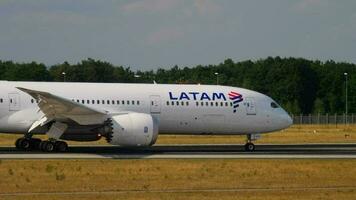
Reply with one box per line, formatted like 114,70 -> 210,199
39,141 -> 46,151
20,138 -> 31,150
55,141 -> 68,152
45,142 -> 55,152
41,141 -> 55,152
15,138 -> 23,149
244,143 -> 255,152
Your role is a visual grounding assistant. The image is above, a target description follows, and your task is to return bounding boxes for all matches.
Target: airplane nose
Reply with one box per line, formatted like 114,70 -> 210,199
280,112 -> 293,128
278,111 -> 293,129
286,114 -> 293,127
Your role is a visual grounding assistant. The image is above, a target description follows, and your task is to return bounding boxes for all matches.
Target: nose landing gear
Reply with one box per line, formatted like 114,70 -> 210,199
244,142 -> 255,151
244,134 -> 260,152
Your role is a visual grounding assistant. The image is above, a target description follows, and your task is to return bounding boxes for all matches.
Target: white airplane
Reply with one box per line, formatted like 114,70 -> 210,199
0,81 -> 292,152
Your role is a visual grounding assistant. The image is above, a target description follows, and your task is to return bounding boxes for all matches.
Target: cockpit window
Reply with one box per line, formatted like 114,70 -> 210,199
271,102 -> 279,108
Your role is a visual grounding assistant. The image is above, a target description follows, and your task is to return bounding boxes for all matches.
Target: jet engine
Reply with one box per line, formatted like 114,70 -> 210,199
105,113 -> 159,147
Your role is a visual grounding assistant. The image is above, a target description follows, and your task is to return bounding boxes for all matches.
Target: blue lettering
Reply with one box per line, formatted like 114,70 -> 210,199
212,93 -> 226,101
169,92 -> 178,100
189,92 -> 199,100
170,91 -> 226,101
179,92 -> 190,100
200,92 -> 211,101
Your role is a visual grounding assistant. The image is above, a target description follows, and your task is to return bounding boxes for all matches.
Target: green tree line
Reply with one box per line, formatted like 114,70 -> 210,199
0,57 -> 355,114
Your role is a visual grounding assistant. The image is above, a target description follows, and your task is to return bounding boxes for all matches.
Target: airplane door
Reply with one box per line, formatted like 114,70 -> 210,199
150,95 -> 161,114
245,97 -> 256,115
9,93 -> 21,111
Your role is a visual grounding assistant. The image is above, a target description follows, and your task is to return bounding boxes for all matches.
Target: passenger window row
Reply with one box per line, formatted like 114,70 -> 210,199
166,101 -> 190,106
166,101 -> 233,107
71,99 -> 140,106
4,98 -> 140,106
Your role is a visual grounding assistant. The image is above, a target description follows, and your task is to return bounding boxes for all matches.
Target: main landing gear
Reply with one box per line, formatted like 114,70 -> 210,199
15,121 -> 69,152
244,134 -> 261,152
15,137 -> 68,152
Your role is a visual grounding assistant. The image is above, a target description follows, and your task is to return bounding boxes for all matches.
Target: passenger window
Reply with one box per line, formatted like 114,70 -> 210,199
0,98 -> 3,103
10,99 -> 12,103
76,100 -> 80,103
92,100 -> 95,104
181,101 -> 184,106
220,102 -> 223,106
137,101 -> 140,105
186,102 -> 189,106
107,100 -> 110,105
205,102 -> 208,106
176,101 -> 179,106
201,102 -> 204,106
97,100 -> 100,104
196,102 -> 199,106
210,102 -> 214,106
127,100 -> 130,105
171,101 -> 174,106
122,100 -> 125,105
31,99 -> 34,103
117,100 -> 120,105
82,100 -> 85,104
225,102 -> 228,106
87,100 -> 90,104
215,102 -> 218,106
167,101 -> 169,106
102,100 -> 105,104
112,100 -> 115,105
230,102 -> 233,106
132,100 -> 135,105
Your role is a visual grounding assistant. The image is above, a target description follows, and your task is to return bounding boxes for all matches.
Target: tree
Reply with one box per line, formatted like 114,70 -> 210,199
312,98 -> 325,114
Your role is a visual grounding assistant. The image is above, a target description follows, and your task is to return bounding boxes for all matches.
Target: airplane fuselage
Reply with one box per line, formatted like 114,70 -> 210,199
0,81 -> 292,137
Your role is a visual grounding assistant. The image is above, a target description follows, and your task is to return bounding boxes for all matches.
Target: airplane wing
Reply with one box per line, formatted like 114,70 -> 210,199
16,87 -> 108,126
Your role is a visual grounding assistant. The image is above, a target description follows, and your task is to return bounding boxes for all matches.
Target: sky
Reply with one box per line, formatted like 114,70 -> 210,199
0,0 -> 355,70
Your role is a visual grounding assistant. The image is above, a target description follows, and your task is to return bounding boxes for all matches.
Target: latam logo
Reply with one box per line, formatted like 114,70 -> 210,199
228,91 -> 243,113
169,92 -> 226,101
168,91 -> 244,113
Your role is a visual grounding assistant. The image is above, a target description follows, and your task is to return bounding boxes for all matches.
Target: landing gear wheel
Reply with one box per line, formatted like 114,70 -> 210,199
244,142 -> 255,152
21,139 -> 31,150
15,138 -> 31,150
15,138 -> 22,149
15,138 -> 43,151
55,141 -> 68,152
40,141 -> 55,152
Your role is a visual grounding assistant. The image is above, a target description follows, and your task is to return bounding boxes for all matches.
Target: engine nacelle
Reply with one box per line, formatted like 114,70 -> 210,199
106,113 -> 159,147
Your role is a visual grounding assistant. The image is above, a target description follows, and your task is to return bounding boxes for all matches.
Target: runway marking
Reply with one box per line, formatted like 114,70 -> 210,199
0,186 -> 355,196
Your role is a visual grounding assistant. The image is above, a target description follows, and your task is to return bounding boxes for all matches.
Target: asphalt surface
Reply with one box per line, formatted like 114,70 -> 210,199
0,143 -> 356,159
